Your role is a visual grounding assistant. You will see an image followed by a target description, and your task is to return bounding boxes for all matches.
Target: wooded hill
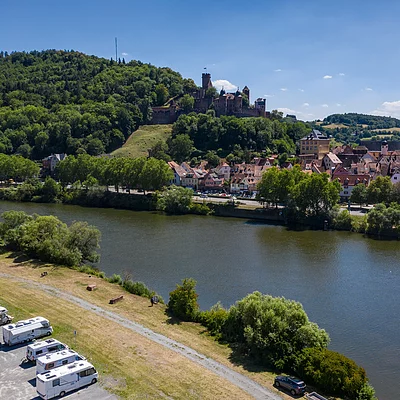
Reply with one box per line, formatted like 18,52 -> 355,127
312,113 -> 400,146
0,50 -> 196,158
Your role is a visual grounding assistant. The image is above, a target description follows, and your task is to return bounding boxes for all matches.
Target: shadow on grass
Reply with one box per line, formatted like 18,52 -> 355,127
164,309 -> 181,325
227,342 -> 275,374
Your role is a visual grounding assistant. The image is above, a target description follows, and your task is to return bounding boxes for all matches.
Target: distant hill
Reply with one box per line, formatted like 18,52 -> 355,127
0,50 -> 192,159
323,113 -> 400,130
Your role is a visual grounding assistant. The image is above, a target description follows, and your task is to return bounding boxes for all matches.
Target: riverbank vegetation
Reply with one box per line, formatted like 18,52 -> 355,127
168,278 -> 376,400
0,210 -> 101,265
257,167 -> 400,238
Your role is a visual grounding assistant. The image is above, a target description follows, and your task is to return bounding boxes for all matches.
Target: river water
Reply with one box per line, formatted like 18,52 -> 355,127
0,201 -> 398,399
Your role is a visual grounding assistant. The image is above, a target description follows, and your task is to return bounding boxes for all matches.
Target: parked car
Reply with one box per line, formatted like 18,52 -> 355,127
274,375 -> 306,396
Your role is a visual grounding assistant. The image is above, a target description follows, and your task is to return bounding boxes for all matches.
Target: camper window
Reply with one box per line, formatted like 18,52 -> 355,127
52,379 -> 60,387
79,368 -> 95,378
62,360 -> 68,365
36,350 -> 43,356
47,363 -> 55,369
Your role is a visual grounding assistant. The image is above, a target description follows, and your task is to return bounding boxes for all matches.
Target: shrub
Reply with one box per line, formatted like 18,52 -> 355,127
108,274 -> 123,285
221,292 -> 329,370
351,215 -> 367,233
189,203 -> 211,215
296,347 -> 367,398
333,210 -> 352,230
357,383 -> 377,400
168,278 -> 199,321
199,302 -> 228,336
156,185 -> 193,214
123,280 -> 151,298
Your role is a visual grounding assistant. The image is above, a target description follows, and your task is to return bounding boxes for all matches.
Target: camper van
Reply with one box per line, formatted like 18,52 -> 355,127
36,349 -> 85,374
36,360 -> 98,399
26,338 -> 68,362
2,316 -> 52,346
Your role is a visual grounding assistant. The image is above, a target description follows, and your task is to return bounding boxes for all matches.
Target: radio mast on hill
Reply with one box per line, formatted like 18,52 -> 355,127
115,37 -> 118,61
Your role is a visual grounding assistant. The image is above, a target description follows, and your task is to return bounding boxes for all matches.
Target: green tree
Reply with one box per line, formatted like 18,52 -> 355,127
168,134 -> 193,163
66,221 -> 101,263
41,177 -> 61,202
292,173 -> 340,217
205,150 -> 220,168
367,176 -> 393,204
351,183 -> 368,207
139,158 -> 173,193
149,140 -> 171,162
168,278 -> 199,321
296,348 -> 367,399
180,94 -> 195,112
222,292 -> 329,369
155,84 -> 169,106
157,185 -> 193,214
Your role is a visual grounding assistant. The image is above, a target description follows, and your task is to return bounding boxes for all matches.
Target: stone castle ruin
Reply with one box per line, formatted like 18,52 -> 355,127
151,73 -> 267,124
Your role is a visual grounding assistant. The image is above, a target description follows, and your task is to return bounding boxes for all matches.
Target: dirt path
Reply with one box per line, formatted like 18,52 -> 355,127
0,273 -> 282,400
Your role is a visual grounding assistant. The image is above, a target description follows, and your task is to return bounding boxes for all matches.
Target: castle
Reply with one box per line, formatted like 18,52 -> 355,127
151,73 -> 267,124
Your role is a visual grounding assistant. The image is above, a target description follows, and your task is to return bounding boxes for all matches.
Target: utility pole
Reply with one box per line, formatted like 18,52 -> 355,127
115,37 -> 118,62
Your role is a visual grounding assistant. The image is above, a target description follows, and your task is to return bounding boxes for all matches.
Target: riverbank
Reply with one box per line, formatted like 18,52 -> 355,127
0,255 -> 295,400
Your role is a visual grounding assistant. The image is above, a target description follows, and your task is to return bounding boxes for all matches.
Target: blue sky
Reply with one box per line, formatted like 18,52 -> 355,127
2,0 -> 400,120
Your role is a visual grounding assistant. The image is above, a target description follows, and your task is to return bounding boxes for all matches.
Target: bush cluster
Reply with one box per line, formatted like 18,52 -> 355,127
167,278 -> 373,399
0,210 -> 100,266
106,273 -> 163,303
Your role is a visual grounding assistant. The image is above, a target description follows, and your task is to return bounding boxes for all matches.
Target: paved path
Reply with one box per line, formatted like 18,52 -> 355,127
0,273 -> 282,400
0,343 -> 116,400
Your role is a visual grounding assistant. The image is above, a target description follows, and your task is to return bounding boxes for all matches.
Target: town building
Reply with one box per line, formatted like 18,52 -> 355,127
299,130 -> 330,160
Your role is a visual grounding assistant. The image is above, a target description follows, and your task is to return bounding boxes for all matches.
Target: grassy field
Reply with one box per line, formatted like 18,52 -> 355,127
0,255 -> 290,400
319,123 -> 349,129
112,125 -> 173,158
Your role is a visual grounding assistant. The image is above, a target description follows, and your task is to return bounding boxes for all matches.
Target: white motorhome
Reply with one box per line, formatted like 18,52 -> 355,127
26,338 -> 68,362
36,360 -> 98,400
36,349 -> 85,374
0,306 -> 13,326
2,316 -> 52,346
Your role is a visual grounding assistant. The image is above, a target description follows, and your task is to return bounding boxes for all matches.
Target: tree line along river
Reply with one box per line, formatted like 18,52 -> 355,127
0,201 -> 398,400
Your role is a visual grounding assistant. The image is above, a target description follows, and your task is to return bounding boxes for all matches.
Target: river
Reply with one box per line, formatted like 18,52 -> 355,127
0,201 -> 398,399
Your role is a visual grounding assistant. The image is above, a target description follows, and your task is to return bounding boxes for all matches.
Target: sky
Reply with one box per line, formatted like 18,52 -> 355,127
2,0 -> 400,121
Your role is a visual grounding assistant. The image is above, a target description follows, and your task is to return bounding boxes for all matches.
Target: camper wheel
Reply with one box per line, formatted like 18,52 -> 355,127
60,391 -> 66,397
46,331 -> 51,336
91,378 -> 97,384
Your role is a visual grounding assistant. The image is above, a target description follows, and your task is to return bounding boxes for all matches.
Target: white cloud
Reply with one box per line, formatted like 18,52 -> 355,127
336,103 -> 342,107
212,79 -> 237,91
339,73 -> 345,76
303,102 -> 310,107
280,88 -> 288,92
365,87 -> 373,91
122,52 -> 128,56
264,94 -> 274,98
322,104 -> 329,108
323,75 -> 333,79
298,88 -> 304,92
274,69 -> 282,72
371,100 -> 400,118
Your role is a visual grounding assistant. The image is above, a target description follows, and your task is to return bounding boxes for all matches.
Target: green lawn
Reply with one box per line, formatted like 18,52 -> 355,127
112,124 -> 173,158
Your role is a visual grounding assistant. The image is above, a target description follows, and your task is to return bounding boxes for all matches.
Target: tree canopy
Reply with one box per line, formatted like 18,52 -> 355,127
0,50 -> 189,158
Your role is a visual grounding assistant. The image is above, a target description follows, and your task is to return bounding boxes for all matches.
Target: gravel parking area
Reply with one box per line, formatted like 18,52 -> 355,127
0,342 -> 116,400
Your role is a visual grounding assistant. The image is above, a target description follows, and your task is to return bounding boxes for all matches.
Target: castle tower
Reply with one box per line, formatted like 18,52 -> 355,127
381,140 -> 389,156
242,86 -> 250,103
202,73 -> 213,90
